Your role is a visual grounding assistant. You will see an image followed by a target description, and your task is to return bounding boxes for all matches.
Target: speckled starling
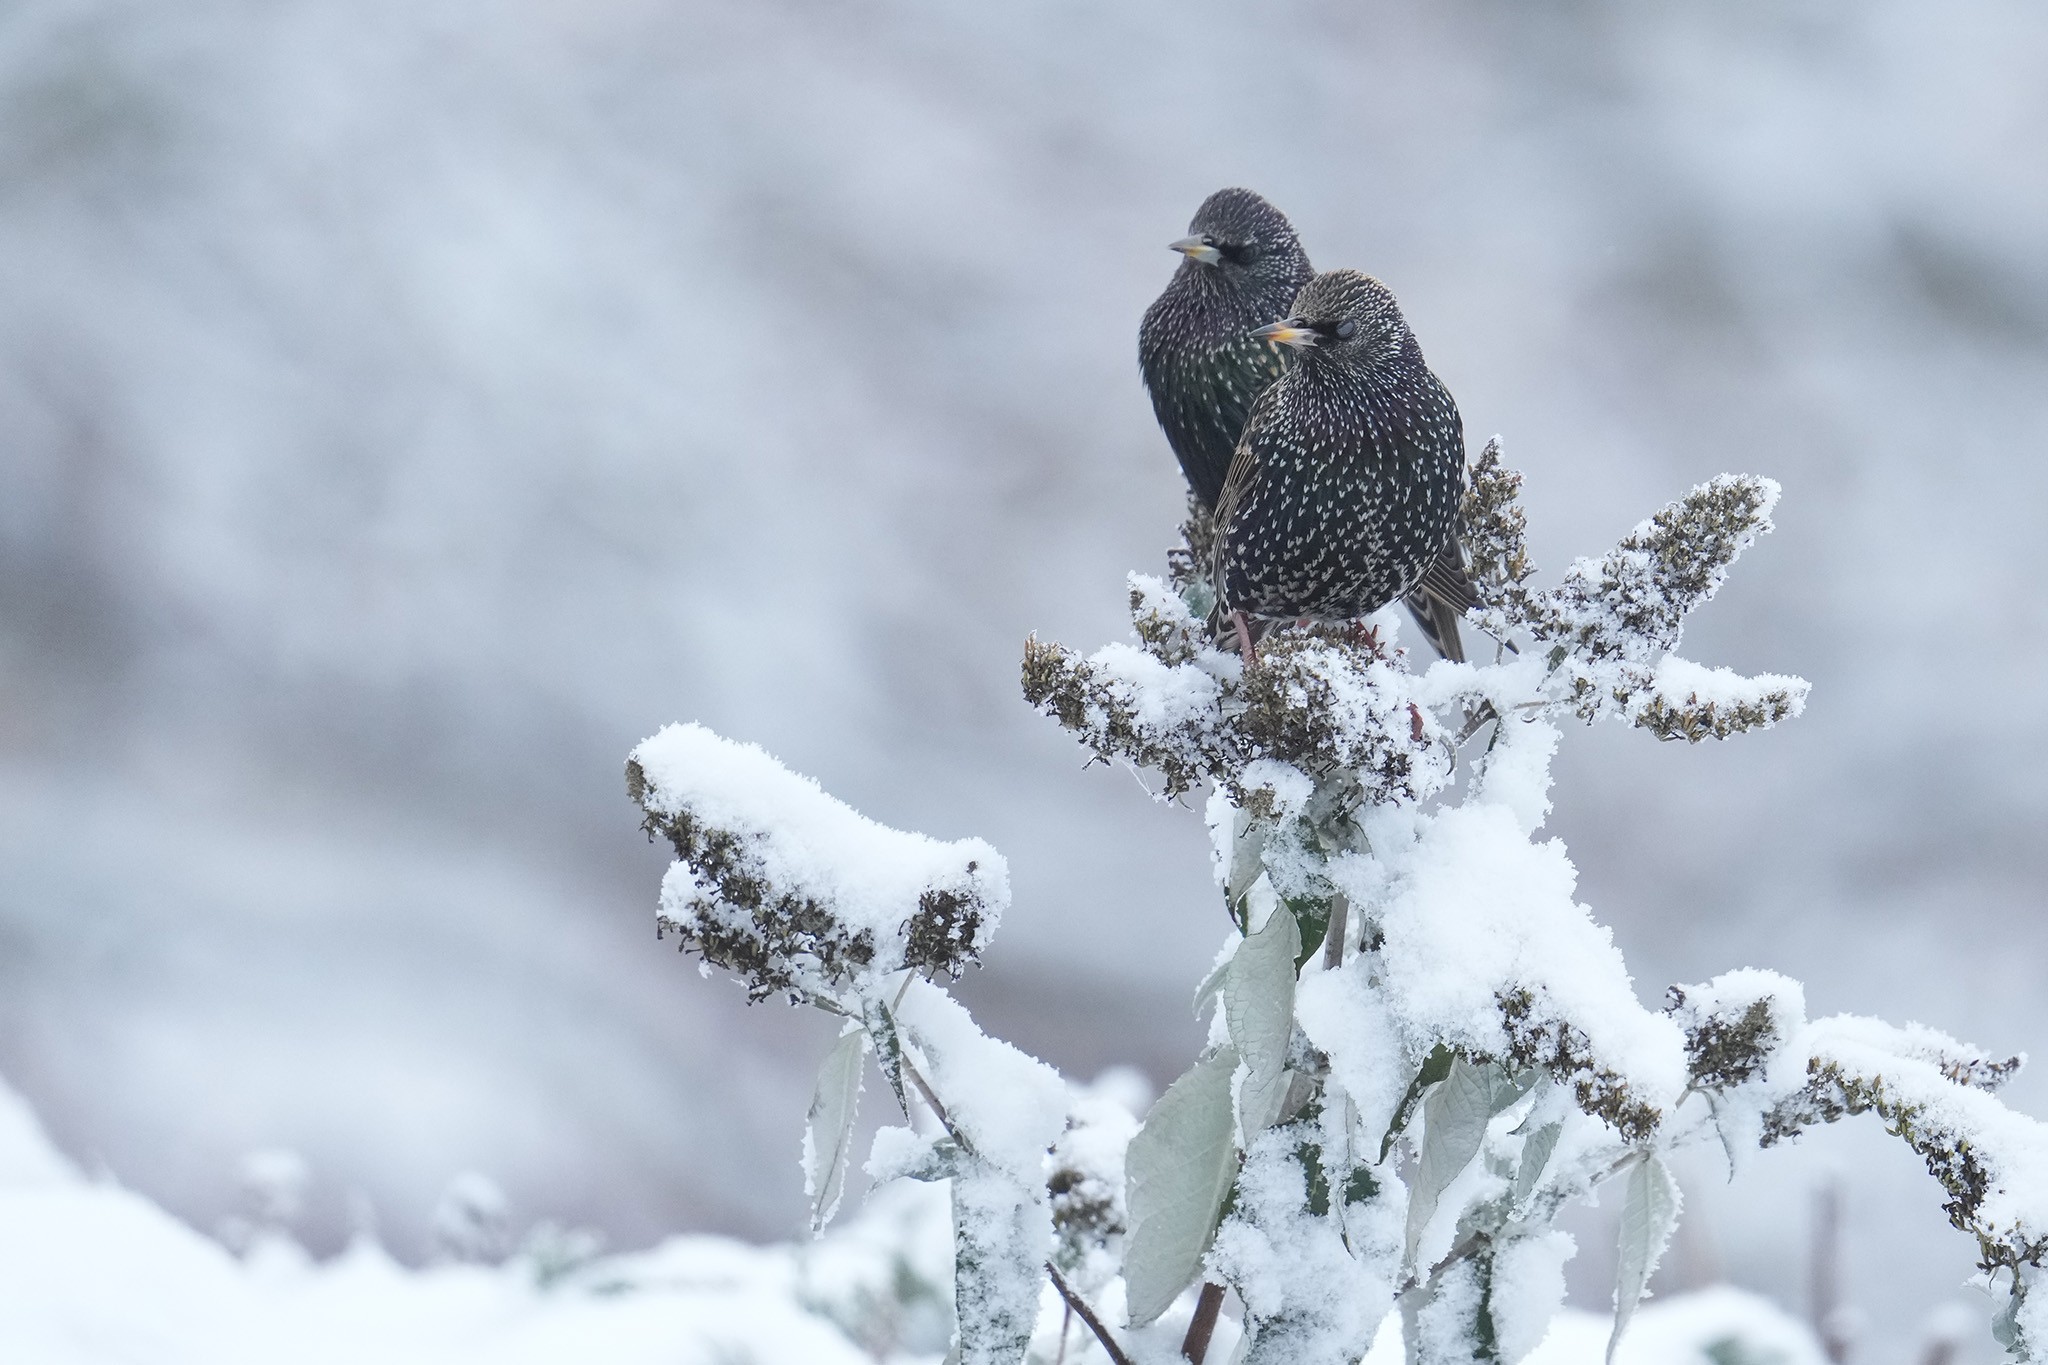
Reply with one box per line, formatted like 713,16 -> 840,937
1212,269 -> 1475,649
1138,188 -> 1315,511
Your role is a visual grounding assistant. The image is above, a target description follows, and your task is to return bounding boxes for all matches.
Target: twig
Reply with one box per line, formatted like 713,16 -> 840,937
1046,1262 -> 1135,1365
1182,1281 -> 1226,1364
1054,1301 -> 1073,1365
903,1054 -> 958,1139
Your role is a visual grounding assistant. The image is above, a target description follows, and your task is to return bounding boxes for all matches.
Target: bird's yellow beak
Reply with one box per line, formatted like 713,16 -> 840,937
1169,235 -> 1222,266
1255,318 -> 1315,349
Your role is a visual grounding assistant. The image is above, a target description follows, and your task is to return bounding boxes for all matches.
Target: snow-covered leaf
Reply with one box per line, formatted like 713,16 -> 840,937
864,996 -> 911,1116
951,1156 -> 1049,1365
803,1026 -> 868,1233
1123,1046 -> 1241,1326
1608,1153 -> 1682,1363
1225,904 -> 1300,1141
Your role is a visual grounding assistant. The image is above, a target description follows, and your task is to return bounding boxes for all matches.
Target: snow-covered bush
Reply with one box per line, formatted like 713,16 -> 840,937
628,444 -> 2048,1365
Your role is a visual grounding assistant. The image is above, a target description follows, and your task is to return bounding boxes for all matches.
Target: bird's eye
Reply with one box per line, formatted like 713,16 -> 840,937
1334,319 -> 1358,340
1218,240 -> 1253,265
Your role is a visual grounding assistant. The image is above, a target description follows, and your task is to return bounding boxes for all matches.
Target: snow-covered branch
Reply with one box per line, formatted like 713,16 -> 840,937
628,447 -> 2048,1365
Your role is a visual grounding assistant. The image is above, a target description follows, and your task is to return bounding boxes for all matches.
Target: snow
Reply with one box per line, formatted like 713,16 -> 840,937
893,980 -> 1067,1188
0,1082 -> 76,1188
1474,719 -> 1561,838
631,722 -> 1009,1000
1345,803 -> 1690,1131
1795,1015 -> 2048,1250
1208,1123 -> 1393,1365
1296,964 -> 1409,1144
1358,1287 -> 1828,1365
1489,1230 -> 1574,1364
1049,1077 -> 1141,1292
1086,644 -> 1228,740
0,1182 -> 881,1365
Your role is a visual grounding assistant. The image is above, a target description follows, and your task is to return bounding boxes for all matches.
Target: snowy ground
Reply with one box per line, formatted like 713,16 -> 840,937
0,1075 -> 1846,1364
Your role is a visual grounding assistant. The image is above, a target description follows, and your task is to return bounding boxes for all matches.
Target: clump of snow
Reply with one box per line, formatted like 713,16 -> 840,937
1049,1077 -> 1142,1293
1342,803 -> 1688,1140
629,723 -> 1008,1004
1489,1230 -> 1575,1364
1209,1120 -> 1393,1365
893,981 -> 1066,1188
1474,718 -> 1561,837
1236,759 -> 1315,826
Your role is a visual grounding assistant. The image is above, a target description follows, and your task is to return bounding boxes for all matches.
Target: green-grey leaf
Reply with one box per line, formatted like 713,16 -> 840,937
1226,817 -> 1270,908
1224,903 -> 1300,1141
1512,1121 -> 1562,1210
1123,1046 -> 1242,1326
803,1026 -> 868,1233
1403,1056 -> 1503,1266
1381,1045 -> 1455,1161
1192,954 -> 1231,1021
1608,1153 -> 1682,1364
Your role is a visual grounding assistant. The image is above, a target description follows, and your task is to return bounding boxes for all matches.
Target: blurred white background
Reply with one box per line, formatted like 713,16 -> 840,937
1,0 -> 2044,1355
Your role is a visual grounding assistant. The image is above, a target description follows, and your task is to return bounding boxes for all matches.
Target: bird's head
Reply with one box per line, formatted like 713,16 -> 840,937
1168,187 -> 1308,289
1254,269 -> 1413,368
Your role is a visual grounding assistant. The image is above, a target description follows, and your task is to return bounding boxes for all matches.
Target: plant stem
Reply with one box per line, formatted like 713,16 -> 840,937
903,1058 -> 959,1141
1182,1281 -> 1226,1364
1322,893 -> 1350,971
1045,1262 -> 1135,1365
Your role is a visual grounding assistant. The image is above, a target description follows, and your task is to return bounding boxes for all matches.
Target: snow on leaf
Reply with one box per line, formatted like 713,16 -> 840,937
1123,1046 -> 1241,1327
804,1025 -> 868,1233
863,995 -> 912,1116
1608,1153 -> 1682,1364
894,981 -> 1067,1188
950,1153 -> 1050,1365
1226,902 -> 1300,1141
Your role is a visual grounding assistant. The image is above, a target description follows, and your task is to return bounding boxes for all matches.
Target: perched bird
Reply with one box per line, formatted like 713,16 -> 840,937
1138,188 -> 1314,511
1212,269 -> 1475,654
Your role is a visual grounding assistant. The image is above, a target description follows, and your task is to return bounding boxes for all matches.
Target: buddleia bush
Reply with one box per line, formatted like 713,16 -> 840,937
628,447 -> 2048,1365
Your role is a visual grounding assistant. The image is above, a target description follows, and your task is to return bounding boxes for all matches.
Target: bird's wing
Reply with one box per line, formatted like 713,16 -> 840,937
1403,583 -> 1467,664
1416,537 -> 1479,612
1402,536 -> 1477,663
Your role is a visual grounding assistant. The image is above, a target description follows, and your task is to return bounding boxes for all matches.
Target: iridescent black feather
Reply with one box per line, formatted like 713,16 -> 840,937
1214,270 -> 1468,636
1139,189 -> 1314,510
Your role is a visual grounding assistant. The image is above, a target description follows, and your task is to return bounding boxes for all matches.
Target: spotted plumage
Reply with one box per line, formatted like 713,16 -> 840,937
1213,270 -> 1473,640
1138,189 -> 1314,510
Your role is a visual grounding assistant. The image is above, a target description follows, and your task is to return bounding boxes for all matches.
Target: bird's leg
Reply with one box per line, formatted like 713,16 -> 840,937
1232,610 -> 1259,669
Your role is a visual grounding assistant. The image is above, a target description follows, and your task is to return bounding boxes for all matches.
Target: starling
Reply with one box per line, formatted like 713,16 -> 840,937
1212,269 -> 1475,651
1138,188 -> 1315,511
